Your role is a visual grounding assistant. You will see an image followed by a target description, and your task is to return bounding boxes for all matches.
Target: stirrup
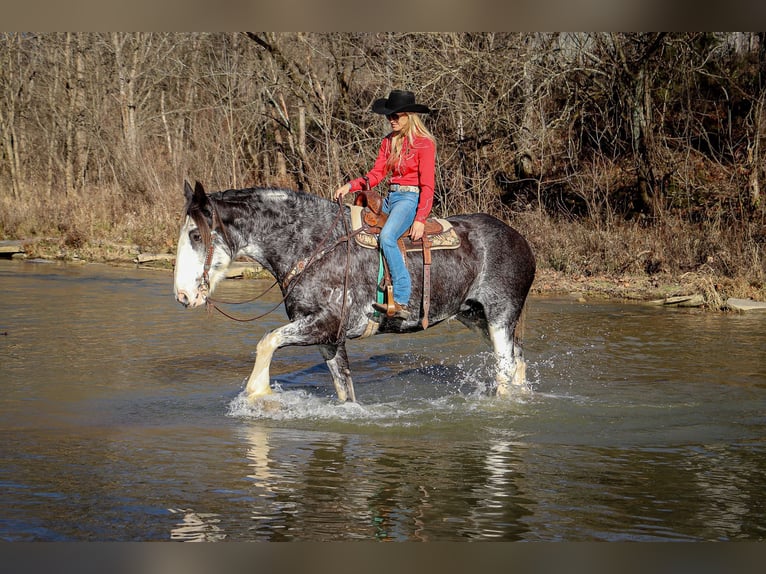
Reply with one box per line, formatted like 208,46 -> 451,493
373,301 -> 411,320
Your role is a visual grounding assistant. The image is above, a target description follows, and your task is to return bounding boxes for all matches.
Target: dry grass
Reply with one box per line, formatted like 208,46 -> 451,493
511,208 -> 765,306
1,182 -> 182,256
2,179 -> 764,308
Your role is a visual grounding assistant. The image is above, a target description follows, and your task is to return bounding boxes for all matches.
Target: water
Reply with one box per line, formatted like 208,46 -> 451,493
1,260 -> 765,541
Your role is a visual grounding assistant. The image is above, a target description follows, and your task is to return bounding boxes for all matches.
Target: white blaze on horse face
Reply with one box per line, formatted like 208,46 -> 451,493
174,216 -> 206,307
174,216 -> 231,307
174,215 -> 233,307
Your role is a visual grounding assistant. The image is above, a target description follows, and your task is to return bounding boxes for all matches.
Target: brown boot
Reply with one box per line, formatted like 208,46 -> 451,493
372,301 -> 411,320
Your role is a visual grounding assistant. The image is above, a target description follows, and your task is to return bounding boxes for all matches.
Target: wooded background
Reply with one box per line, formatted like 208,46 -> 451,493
1,32 -> 764,293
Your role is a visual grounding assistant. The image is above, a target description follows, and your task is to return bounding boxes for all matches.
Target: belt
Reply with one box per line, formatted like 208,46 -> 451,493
389,184 -> 420,193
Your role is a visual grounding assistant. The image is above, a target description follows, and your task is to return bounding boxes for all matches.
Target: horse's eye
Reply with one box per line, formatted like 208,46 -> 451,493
189,229 -> 202,244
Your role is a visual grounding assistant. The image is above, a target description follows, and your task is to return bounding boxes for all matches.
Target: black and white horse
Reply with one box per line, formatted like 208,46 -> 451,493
174,181 -> 536,403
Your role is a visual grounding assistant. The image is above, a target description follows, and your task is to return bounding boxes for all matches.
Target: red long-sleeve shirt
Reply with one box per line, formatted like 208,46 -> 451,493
348,134 -> 436,223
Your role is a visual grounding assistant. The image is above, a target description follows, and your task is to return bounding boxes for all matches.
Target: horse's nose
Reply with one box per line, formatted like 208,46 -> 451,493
176,290 -> 191,307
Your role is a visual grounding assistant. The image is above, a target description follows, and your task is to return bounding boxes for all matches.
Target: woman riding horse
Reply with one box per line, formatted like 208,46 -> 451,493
335,89 -> 436,321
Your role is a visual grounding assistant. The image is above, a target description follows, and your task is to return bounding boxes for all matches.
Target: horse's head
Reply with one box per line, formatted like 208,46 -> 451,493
174,180 -> 233,308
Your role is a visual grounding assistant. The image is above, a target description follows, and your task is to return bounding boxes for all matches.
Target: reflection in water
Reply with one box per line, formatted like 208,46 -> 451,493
1,263 -> 766,541
168,508 -> 226,542
235,421 -> 534,541
686,446 -> 756,540
245,427 -> 275,487
464,439 -> 529,540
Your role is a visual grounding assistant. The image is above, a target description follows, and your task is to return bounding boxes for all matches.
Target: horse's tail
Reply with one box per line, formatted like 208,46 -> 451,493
513,301 -> 527,348
511,301 -> 530,388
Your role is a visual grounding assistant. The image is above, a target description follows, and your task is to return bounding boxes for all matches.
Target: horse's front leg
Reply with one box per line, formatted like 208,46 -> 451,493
244,315 -> 354,403
245,327 -> 285,400
319,343 -> 355,403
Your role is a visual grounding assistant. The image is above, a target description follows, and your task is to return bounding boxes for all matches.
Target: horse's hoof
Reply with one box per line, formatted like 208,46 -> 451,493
246,393 -> 282,412
496,380 -> 531,398
496,360 -> 529,398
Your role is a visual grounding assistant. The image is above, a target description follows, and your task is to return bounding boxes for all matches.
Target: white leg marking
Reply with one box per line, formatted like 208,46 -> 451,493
327,361 -> 348,403
488,324 -> 525,396
245,330 -> 284,400
510,356 -> 527,391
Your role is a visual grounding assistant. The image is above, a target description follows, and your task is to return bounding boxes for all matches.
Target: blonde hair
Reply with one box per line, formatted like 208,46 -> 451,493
386,113 -> 436,172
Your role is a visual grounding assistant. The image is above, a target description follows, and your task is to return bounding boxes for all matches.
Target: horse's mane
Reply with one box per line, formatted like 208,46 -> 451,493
221,187 -> 339,224
212,186 -> 329,206
188,186 -> 329,218
186,186 -> 339,253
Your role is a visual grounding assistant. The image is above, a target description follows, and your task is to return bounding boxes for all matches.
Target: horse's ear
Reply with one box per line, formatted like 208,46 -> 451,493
182,180 -> 210,218
184,180 -> 209,208
184,180 -> 194,202
193,180 -> 209,208
183,180 -> 207,201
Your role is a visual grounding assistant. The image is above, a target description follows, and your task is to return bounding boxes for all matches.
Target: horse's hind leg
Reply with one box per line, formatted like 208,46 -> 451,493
488,320 -> 528,397
319,343 -> 356,403
458,301 -> 527,396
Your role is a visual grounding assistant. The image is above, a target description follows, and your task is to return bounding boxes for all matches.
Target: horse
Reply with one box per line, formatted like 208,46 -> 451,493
173,180 -> 536,403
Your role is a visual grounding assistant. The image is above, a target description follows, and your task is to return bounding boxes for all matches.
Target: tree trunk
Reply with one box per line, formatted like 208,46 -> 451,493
748,93 -> 764,210
298,104 -> 309,192
0,117 -> 20,199
0,34 -> 21,197
112,32 -> 139,161
632,65 -> 657,215
1,34 -> 24,199
613,33 -> 667,218
63,33 -> 75,195
160,88 -> 173,161
74,33 -> 88,190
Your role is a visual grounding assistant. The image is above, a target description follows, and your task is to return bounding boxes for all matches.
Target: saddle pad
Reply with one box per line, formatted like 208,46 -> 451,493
350,205 -> 461,251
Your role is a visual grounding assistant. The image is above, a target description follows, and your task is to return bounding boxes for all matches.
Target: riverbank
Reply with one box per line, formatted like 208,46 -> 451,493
530,267 -> 764,310
4,236 -> 765,311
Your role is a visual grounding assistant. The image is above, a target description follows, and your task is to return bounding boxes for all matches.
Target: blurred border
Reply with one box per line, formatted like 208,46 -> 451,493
3,0 -> 765,31
3,542 -> 766,574
3,3 -> 766,573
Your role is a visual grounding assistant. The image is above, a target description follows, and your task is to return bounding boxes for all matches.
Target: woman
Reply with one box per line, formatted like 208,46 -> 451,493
335,89 -> 436,320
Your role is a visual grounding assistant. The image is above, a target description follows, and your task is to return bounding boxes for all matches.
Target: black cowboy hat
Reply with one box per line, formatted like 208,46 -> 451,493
371,89 -> 431,115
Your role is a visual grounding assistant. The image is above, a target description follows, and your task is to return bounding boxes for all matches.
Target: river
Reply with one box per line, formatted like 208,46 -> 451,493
1,260 -> 764,541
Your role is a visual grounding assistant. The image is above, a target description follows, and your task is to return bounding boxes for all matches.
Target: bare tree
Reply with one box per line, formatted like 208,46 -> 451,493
0,33 -> 29,198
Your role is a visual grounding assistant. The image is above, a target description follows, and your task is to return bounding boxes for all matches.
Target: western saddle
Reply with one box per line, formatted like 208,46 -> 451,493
352,187 -> 460,330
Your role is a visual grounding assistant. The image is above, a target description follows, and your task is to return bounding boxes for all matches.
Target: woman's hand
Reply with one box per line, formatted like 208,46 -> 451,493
334,183 -> 351,199
410,220 -> 425,241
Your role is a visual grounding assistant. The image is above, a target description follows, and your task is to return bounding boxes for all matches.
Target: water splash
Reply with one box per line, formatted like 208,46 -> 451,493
226,372 -> 536,427
227,384 -> 433,425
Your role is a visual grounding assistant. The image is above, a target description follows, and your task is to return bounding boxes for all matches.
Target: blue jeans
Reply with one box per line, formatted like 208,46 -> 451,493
379,191 -> 418,305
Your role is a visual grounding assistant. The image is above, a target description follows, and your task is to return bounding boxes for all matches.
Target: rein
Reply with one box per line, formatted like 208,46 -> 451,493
201,196 -> 361,326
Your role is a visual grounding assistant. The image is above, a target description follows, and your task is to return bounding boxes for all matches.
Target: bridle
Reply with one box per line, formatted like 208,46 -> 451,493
198,198 -> 232,296
194,199 -> 277,320
201,238 -> 216,295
